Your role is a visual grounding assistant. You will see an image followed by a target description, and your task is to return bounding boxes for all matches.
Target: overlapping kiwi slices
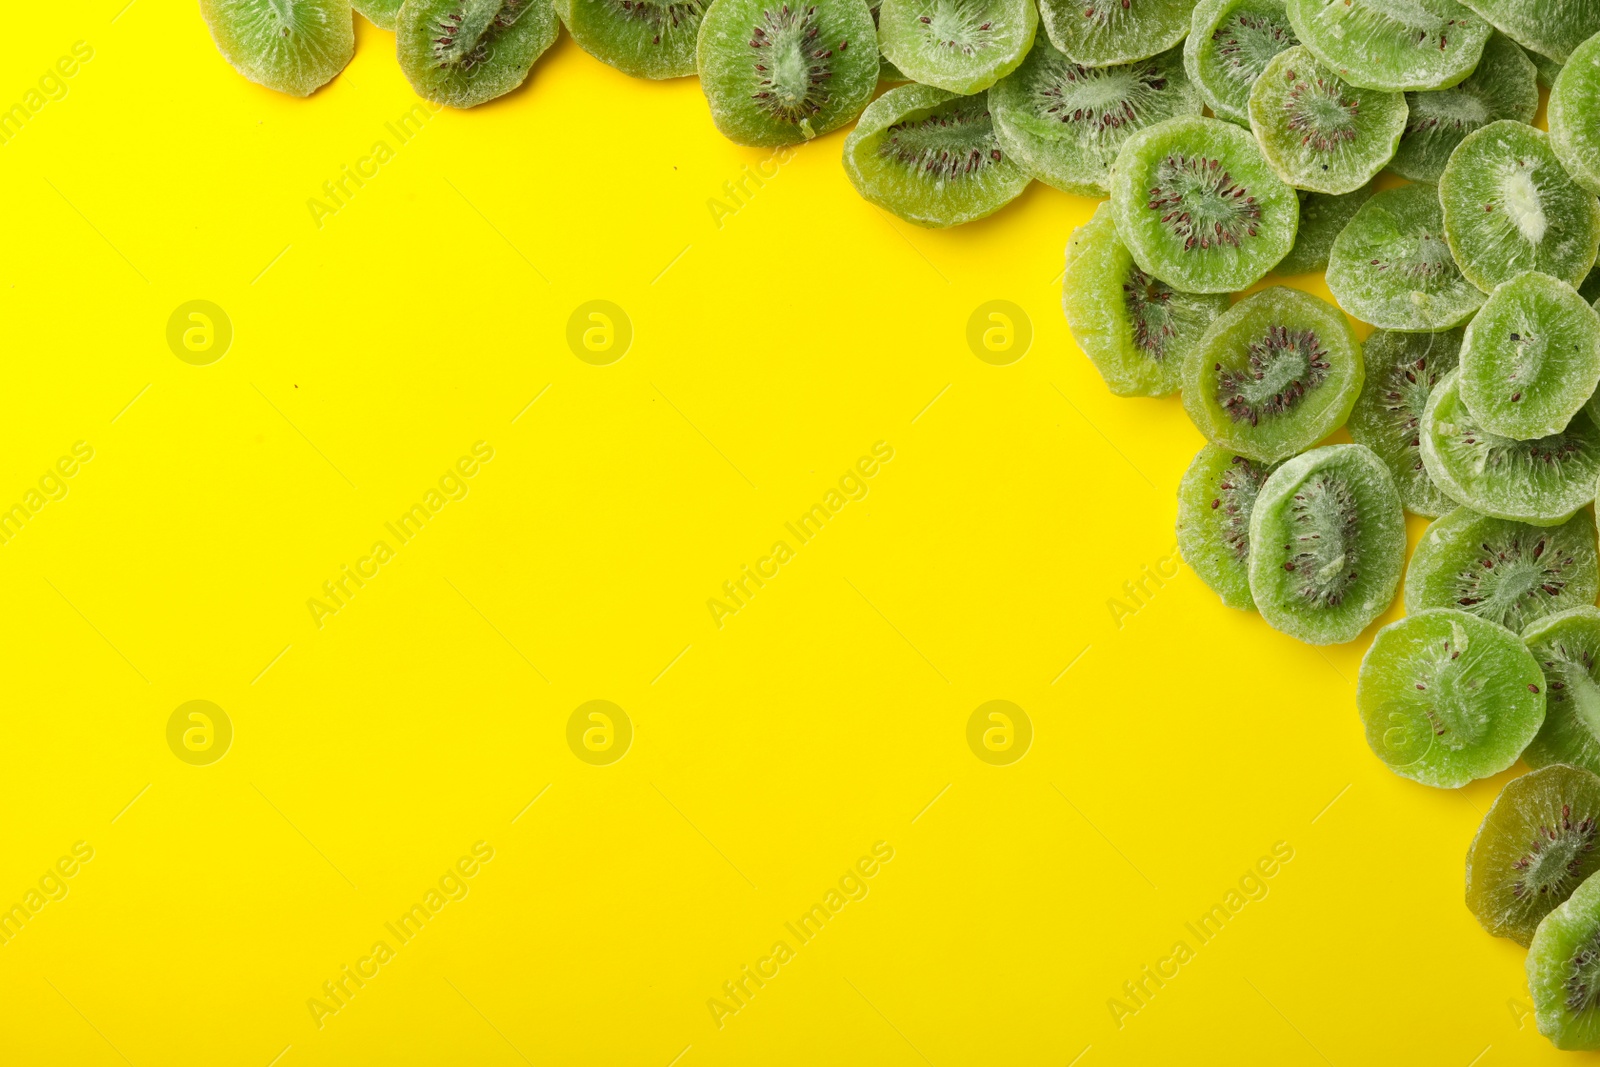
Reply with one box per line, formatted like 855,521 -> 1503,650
1551,32 -> 1600,199
1109,116 -> 1300,294
1036,0 -> 1194,68
1247,443 -> 1405,644
1272,185 -> 1373,276
1529,864 -> 1600,1050
1524,609 -> 1600,778
1389,32 -> 1538,184
200,0 -> 355,96
397,0 -> 559,107
558,0 -> 706,78
1184,0 -> 1298,127
1284,0 -> 1492,92
1357,607 -> 1546,787
1177,445 -> 1280,610
1346,328 -> 1460,517
1533,49 -> 1565,92
1458,0 -> 1600,65
355,0 -> 404,30
878,0 -> 1037,93
843,84 -> 1029,226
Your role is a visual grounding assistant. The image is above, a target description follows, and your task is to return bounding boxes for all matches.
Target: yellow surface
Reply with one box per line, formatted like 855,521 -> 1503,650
0,5 -> 1566,1065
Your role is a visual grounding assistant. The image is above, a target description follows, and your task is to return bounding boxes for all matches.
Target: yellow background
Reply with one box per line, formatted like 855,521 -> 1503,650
0,3 -> 1567,1063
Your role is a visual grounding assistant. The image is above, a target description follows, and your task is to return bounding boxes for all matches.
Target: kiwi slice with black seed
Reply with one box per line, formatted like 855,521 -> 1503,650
1458,0 -> 1600,65
1184,0 -> 1298,127
1271,184 -> 1372,276
557,0 -> 707,78
1467,764 -> 1600,947
1284,0 -> 1492,92
990,41 -> 1201,197
1346,327 -> 1461,517
1551,32 -> 1600,199
1525,609 -> 1600,778
1177,444 -> 1280,610
1247,443 -> 1405,645
1038,0 -> 1197,69
1389,32 -> 1538,184
200,0 -> 355,96
1528,861 -> 1600,1050
397,0 -> 559,108
355,0 -> 403,29
843,83 -> 1030,226
877,0 -> 1037,93
698,0 -> 878,145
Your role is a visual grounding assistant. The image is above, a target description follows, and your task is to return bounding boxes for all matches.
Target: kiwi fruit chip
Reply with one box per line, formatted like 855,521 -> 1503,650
1466,764 -> 1600,947
1524,609 -> 1600,778
355,0 -> 404,30
557,0 -> 707,78
1272,185 -> 1372,276
698,0 -> 877,145
1388,32 -> 1538,184
1459,272 -> 1600,442
1551,32 -> 1600,199
1358,607 -> 1546,786
1458,0 -> 1600,64
1037,0 -> 1196,69
1108,116 -> 1299,293
200,0 -> 355,97
1177,444 -> 1280,610
990,42 -> 1201,197
878,0 -> 1037,94
1184,0 -> 1298,127
1439,120 -> 1600,294
1528,863 -> 1600,1050
1346,327 -> 1461,517
1325,183 -> 1484,333
1584,266 -> 1600,307
1420,367 -> 1600,526
1406,506 -> 1600,632
397,0 -> 559,108
1247,443 -> 1405,644
1284,0 -> 1492,92
1534,48 -> 1565,91
843,84 -> 1030,227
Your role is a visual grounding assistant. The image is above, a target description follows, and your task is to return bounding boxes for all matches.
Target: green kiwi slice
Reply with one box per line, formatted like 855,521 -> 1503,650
1247,443 -> 1405,644
1246,45 -> 1407,195
1357,607 -> 1546,787
990,42 -> 1201,197
1181,286 -> 1362,462
1183,0 -> 1299,126
397,0 -> 559,108
1552,32 -> 1600,199
1388,32 -> 1538,184
1534,49 -> 1564,91
1528,865 -> 1600,1050
1177,444 -> 1281,610
355,0 -> 404,30
200,0 -> 355,97
1420,367 -> 1600,525
557,0 -> 706,78
1524,609 -> 1600,777
1272,184 -> 1373,276
1406,507 -> 1600,632
1466,764 -> 1600,946
1038,0 -> 1196,69
1063,203 -> 1231,396
877,0 -> 1037,93
1458,0 -> 1600,65
1108,115 -> 1300,293
1284,0 -> 1492,93
1325,183 -> 1485,332
1346,327 -> 1461,517
1439,120 -> 1600,294
1459,272 -> 1600,441
698,0 -> 878,145
842,84 -> 1030,227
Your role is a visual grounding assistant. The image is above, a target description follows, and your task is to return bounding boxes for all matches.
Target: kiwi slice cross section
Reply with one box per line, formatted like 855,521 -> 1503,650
355,0 -> 404,30
558,0 -> 707,78
1551,32 -> 1600,199
397,0 -> 559,108
1038,0 -> 1196,68
1177,444 -> 1281,610
1346,327 -> 1461,517
1525,609 -> 1600,778
1459,0 -> 1600,64
1184,0 -> 1299,127
878,0 -> 1037,94
1389,31 -> 1538,184
1284,0 -> 1492,92
201,0 -> 355,97
1528,860 -> 1600,1050
1534,49 -> 1565,91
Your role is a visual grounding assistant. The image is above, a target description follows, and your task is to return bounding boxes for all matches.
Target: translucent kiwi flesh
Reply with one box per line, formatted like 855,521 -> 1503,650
1346,327 -> 1461,517
200,0 -> 355,97
1177,444 -> 1280,610
1525,609 -> 1600,778
1389,31 -> 1539,184
396,0 -> 559,108
558,0 -> 708,78
1184,0 -> 1299,126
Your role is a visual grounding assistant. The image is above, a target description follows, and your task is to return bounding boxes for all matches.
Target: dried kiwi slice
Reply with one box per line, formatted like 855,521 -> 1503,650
557,0 -> 706,78
1357,607 -> 1546,787
1272,184 -> 1373,276
1389,32 -> 1538,184
1466,764 -> 1600,946
1108,115 -> 1299,294
1458,0 -> 1600,65
1405,507 -> 1600,631
397,0 -> 559,108
1284,0 -> 1492,92
1184,0 -> 1298,126
843,84 -> 1030,227
1525,609 -> 1600,777
991,42 -> 1201,197
1528,865 -> 1600,1050
698,0 -> 878,145
1346,327 -> 1461,516
1534,49 -> 1565,91
1439,120 -> 1600,294
878,0 -> 1037,94
1038,0 -> 1196,68
1551,32 -> 1600,199
355,0 -> 404,30
1177,444 -> 1280,609
1325,183 -> 1485,332
200,0 -> 355,97
1420,368 -> 1600,525
1247,443 -> 1405,644
1459,272 -> 1600,442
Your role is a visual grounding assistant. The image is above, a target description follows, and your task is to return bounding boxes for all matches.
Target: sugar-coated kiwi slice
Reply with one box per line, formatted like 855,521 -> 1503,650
1459,272 -> 1600,441
1439,120 -> 1600,294
1534,49 -> 1565,91
1246,45 -> 1407,195
991,42 -> 1201,197
397,0 -> 559,108
1346,327 -> 1461,517
1458,0 -> 1600,65
698,0 -> 878,145
1063,202 -> 1230,396
1325,183 -> 1484,333
878,0 -> 1037,94
1285,0 -> 1491,92
1177,444 -> 1281,610
1420,367 -> 1600,525
1247,443 -> 1405,644
557,0 -> 706,78
1389,32 -> 1538,184
1551,32 -> 1600,199
1528,866 -> 1600,1050
1184,0 -> 1298,126
1108,115 -> 1299,293
200,0 -> 355,97
1524,609 -> 1600,778
1358,607 -> 1546,787
1272,184 -> 1372,276
1406,507 -> 1600,632
1466,764 -> 1600,947
355,0 -> 404,30
843,84 -> 1030,227
1037,0 -> 1196,69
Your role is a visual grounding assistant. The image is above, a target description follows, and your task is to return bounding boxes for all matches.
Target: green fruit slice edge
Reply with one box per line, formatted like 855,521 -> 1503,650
556,0 -> 708,79
1184,0 -> 1299,126
201,0 -> 355,97
1176,443 -> 1281,611
1529,862 -> 1600,1050
1551,31 -> 1600,199
397,0 -> 560,109
1525,608 -> 1600,779
878,0 -> 1038,94
1037,0 -> 1195,68
1346,326 -> 1461,517
1459,0 -> 1600,64
1284,0 -> 1492,92
1389,31 -> 1538,184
